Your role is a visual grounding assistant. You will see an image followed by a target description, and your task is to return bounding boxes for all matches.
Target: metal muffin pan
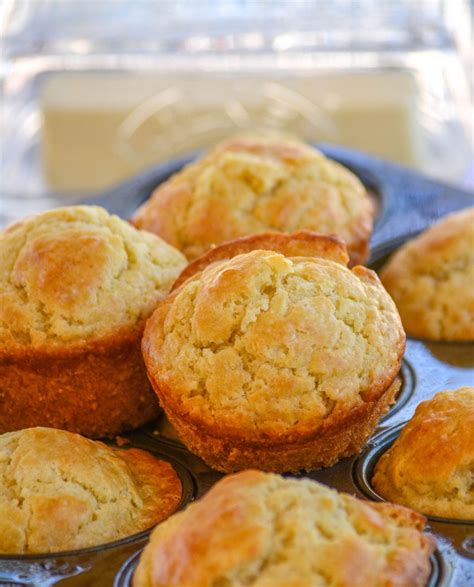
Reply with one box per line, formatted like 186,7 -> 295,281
1,145 -> 473,586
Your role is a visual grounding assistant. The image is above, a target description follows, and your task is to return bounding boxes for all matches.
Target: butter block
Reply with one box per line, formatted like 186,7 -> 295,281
41,71 -> 422,193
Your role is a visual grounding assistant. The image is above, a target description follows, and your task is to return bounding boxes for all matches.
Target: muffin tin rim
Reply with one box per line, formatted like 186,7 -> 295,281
113,549 -> 142,587
380,359 -> 415,422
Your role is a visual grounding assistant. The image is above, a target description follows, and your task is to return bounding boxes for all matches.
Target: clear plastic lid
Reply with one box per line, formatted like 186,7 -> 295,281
1,0 -> 472,226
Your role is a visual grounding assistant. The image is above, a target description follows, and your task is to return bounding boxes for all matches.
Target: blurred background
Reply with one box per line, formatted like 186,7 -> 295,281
1,0 -> 473,227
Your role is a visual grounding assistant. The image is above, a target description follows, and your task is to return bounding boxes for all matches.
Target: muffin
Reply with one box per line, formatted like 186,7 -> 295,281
142,238 -> 405,473
0,206 -> 186,437
0,427 -> 182,554
132,136 -> 374,265
133,470 -> 436,587
373,387 -> 474,520
380,207 -> 474,341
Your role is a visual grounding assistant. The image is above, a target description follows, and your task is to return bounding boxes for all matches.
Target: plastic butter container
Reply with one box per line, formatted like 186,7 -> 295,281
1,0 -> 472,227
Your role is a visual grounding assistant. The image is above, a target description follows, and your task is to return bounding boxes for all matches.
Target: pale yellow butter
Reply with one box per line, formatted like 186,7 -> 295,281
41,71 -> 422,193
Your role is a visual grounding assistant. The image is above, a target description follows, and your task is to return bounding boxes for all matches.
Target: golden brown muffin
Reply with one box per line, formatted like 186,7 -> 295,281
133,470 -> 435,587
0,427 -> 182,554
142,240 -> 405,473
0,206 -> 186,437
373,387 -> 474,520
132,136 -> 374,265
380,207 -> 474,341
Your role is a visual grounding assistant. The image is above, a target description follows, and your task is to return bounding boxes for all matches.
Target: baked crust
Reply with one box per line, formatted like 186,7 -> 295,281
380,207 -> 474,341
0,328 -> 159,438
149,375 -> 400,473
373,387 -> 474,520
133,470 -> 436,587
132,136 -> 373,265
143,247 -> 405,473
0,206 -> 187,349
0,206 -> 186,437
0,427 -> 182,554
173,230 -> 350,290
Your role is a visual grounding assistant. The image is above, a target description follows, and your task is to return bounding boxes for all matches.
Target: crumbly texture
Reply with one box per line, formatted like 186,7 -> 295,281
172,230 -> 350,290
0,205 -> 186,351
0,427 -> 182,554
380,208 -> 474,341
132,136 -> 373,265
0,333 -> 161,438
143,247 -> 405,472
373,387 -> 474,520
133,470 -> 435,587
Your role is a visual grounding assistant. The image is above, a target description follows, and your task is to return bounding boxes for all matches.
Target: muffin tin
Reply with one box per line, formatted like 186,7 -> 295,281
1,145 -> 472,586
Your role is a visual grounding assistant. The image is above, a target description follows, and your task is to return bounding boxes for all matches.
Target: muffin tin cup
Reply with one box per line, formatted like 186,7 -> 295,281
380,359 -> 415,421
0,447 -> 195,586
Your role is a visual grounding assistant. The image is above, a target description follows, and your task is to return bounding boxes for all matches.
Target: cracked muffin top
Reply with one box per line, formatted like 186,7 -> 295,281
132,136 -> 373,264
0,206 -> 186,352
0,427 -> 182,553
133,470 -> 436,587
143,246 -> 405,441
380,207 -> 474,341
373,387 -> 474,520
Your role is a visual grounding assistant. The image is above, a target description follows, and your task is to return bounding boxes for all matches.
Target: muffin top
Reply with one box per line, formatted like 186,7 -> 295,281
0,427 -> 182,553
0,206 -> 186,352
132,136 -> 373,264
380,207 -> 474,341
373,387 -> 474,520
133,470 -> 435,587
143,246 -> 405,442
